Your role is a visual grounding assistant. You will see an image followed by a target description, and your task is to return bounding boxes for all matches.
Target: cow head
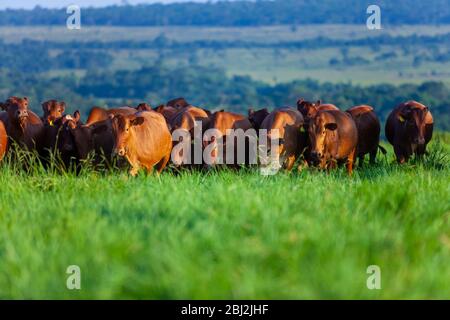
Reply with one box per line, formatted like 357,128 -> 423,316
297,99 -> 322,120
308,112 -> 338,167
42,100 -> 66,125
398,104 -> 430,147
1,97 -> 30,130
111,114 -> 144,157
248,108 -> 269,130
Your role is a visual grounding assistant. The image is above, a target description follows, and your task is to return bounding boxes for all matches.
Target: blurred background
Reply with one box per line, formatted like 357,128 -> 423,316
0,0 -> 449,130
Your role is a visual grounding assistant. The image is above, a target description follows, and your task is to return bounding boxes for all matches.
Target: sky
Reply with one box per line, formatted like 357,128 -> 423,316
0,1 -> 221,10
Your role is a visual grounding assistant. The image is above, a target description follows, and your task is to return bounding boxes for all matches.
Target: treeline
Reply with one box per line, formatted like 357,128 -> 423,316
1,66 -> 448,131
0,0 -> 448,26
2,33 -> 450,72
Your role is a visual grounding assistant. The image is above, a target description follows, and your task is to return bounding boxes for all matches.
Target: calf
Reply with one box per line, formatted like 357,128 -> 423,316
110,112 -> 172,175
41,100 -> 66,125
385,101 -> 433,163
308,110 -> 358,175
0,96 -> 44,151
346,105 -> 385,165
260,108 -> 304,171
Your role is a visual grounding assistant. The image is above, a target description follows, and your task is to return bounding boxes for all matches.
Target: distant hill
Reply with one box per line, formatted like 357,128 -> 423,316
0,0 -> 448,26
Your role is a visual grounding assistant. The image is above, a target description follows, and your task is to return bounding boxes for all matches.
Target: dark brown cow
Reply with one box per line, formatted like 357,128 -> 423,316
109,112 -> 172,175
0,119 -> 7,161
41,100 -> 66,125
155,105 -> 179,124
0,97 -> 44,150
308,110 -> 358,175
248,108 -> 270,131
346,105 -> 385,165
260,108 -> 304,171
203,111 -> 253,166
385,101 -> 434,163
86,106 -> 141,125
167,97 -> 189,109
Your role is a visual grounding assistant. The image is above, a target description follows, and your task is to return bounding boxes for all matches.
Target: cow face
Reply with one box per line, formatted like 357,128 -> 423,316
398,107 -> 429,147
57,111 -> 81,154
248,108 -> 269,130
297,99 -> 321,121
308,113 -> 338,166
1,97 -> 30,129
42,100 -> 66,125
111,115 -> 145,157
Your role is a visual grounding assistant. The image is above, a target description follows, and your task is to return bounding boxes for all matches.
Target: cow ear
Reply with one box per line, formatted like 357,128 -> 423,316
316,100 -> 322,106
155,105 -> 165,113
325,123 -> 338,131
23,97 -> 28,102
74,110 -> 81,122
297,98 -> 304,106
248,108 -> 255,117
131,117 -> 145,126
60,102 -> 66,112
398,110 -> 410,122
0,102 -> 5,111
42,101 -> 50,112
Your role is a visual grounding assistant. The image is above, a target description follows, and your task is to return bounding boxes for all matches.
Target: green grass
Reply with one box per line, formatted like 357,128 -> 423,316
0,138 -> 448,299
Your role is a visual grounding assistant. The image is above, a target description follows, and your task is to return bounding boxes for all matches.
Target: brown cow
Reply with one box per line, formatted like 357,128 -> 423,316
296,99 -> 339,165
0,97 -> 44,151
260,108 -> 304,171
248,108 -> 270,131
109,112 -> 172,175
203,111 -> 253,166
41,100 -> 66,125
385,101 -> 434,163
170,106 -> 209,166
297,99 -> 339,121
0,119 -> 7,161
308,110 -> 358,175
86,106 -> 143,125
346,105 -> 386,165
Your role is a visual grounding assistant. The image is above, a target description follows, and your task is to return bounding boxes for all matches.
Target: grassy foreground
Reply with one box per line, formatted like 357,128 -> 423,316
0,138 -> 448,299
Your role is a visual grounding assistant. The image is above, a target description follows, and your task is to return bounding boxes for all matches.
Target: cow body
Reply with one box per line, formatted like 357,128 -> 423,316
308,110 -> 358,174
260,108 -> 304,170
0,119 -> 7,161
248,108 -> 270,131
346,105 -> 382,165
385,101 -> 433,163
111,112 -> 172,175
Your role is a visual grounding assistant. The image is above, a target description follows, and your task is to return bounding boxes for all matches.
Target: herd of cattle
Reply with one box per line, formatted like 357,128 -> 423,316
0,96 -> 434,175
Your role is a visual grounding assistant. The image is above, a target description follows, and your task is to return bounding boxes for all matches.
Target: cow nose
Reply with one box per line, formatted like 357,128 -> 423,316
311,151 -> 320,159
118,149 -> 126,156
418,138 -> 425,145
17,110 -> 28,118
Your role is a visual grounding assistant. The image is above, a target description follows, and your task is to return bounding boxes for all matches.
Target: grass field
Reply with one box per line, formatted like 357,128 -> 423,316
0,136 -> 448,299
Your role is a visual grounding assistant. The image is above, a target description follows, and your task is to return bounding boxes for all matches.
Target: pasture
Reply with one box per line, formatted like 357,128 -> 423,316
0,136 -> 448,299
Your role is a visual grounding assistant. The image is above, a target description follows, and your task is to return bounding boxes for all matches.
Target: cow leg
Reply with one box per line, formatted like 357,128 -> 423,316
394,145 -> 406,164
369,148 -> 377,165
358,154 -> 365,167
284,153 -> 297,171
155,152 -> 171,174
130,166 -> 140,177
346,148 -> 356,175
